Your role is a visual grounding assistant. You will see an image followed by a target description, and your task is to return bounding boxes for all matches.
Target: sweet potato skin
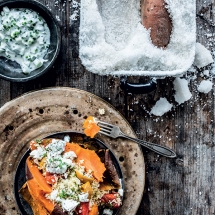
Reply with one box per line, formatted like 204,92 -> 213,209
51,205 -> 67,215
141,0 -> 172,48
104,150 -> 120,188
26,161 -> 33,180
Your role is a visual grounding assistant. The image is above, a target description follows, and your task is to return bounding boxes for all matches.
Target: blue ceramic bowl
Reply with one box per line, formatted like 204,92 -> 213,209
0,0 -> 61,82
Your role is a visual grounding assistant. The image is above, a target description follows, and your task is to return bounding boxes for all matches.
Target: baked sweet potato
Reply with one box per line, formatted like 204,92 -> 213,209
65,142 -> 106,182
141,0 -> 172,48
20,137 -> 122,215
25,157 -> 67,214
19,182 -> 49,215
26,157 -> 52,193
27,178 -> 54,213
83,116 -> 100,138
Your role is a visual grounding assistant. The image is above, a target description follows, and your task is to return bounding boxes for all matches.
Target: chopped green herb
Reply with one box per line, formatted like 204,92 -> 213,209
59,190 -> 68,199
35,139 -> 42,144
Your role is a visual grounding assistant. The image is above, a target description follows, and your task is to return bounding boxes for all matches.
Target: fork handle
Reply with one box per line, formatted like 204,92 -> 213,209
120,133 -> 176,158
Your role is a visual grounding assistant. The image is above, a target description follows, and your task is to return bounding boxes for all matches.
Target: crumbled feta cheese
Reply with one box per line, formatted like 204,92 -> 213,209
62,158 -> 75,167
63,151 -> 77,160
46,139 -> 66,154
30,146 -> 46,160
64,135 -> 70,142
118,189 -> 124,197
49,190 -> 58,201
46,154 -> 68,174
61,199 -> 79,212
103,208 -> 113,215
78,192 -> 89,202
79,159 -> 84,164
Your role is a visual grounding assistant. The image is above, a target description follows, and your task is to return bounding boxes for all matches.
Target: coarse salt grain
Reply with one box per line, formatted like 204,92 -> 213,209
193,43 -> 214,68
150,98 -> 173,116
197,80 -> 213,94
173,78 -> 192,104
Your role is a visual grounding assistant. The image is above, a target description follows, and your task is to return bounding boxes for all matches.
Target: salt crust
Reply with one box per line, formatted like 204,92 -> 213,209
197,80 -> 213,94
79,0 -> 196,77
193,43 -> 214,68
150,98 -> 173,116
173,78 -> 192,105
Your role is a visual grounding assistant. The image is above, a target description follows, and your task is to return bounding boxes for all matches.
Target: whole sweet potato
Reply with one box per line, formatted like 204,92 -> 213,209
141,0 -> 172,48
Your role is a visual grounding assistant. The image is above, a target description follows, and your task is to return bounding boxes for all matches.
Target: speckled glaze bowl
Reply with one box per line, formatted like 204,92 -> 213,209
0,0 -> 61,82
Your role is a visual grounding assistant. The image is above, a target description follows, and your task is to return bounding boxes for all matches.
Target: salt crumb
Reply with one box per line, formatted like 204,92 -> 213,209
173,78 -> 192,104
197,80 -> 213,94
70,0 -> 80,21
98,108 -> 105,115
203,70 -> 210,77
150,98 -> 173,116
193,43 -> 214,68
56,15 -> 60,22
70,11 -> 79,21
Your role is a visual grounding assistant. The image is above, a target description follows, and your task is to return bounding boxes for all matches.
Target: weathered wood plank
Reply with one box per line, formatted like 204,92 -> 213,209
0,79 -> 10,107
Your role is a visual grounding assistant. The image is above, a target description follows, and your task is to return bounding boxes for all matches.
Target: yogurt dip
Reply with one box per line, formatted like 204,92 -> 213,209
0,6 -> 50,74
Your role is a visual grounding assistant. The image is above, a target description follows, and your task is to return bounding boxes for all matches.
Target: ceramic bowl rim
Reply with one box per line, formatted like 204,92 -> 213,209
0,0 -> 61,82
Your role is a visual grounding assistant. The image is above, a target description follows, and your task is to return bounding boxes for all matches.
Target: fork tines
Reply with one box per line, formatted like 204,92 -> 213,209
97,121 -> 113,135
97,121 -> 113,129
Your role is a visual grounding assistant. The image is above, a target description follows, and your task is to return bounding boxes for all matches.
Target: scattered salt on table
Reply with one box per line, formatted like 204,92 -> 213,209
173,78 -> 192,104
70,0 -> 80,21
150,98 -> 173,116
203,70 -> 210,77
197,80 -> 213,93
193,43 -> 214,68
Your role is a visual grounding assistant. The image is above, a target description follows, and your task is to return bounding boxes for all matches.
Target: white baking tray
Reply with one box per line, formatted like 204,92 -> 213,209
79,0 -> 196,78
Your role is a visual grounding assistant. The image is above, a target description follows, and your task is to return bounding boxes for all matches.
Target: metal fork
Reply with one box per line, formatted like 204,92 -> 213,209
98,121 -> 176,158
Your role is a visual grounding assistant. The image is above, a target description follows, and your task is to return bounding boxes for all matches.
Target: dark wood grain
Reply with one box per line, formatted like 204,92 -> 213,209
0,0 -> 214,214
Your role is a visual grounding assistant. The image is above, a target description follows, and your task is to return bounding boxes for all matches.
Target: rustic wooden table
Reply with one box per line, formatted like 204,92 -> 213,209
0,0 -> 214,214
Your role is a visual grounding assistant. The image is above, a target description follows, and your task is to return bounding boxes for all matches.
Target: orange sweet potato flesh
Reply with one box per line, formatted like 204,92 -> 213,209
65,143 -> 106,182
19,182 -> 49,215
89,204 -> 99,215
21,180 -> 66,215
141,0 -> 172,48
83,116 -> 100,138
27,178 -> 55,213
26,157 -> 52,193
